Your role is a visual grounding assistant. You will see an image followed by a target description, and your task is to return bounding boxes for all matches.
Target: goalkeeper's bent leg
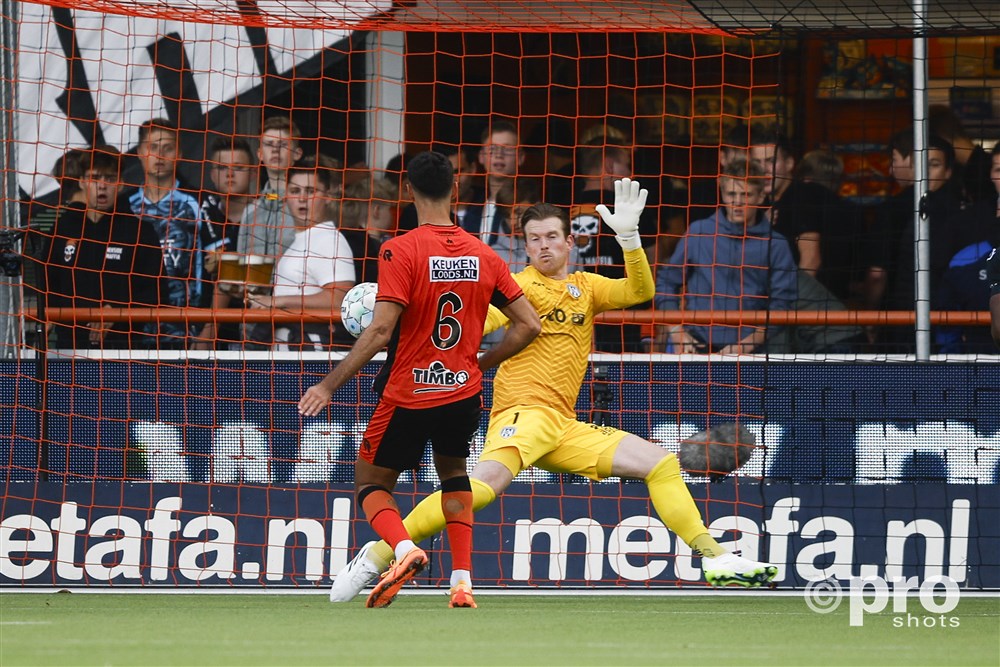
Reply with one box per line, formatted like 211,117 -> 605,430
644,454 -> 725,558
369,478 -> 497,566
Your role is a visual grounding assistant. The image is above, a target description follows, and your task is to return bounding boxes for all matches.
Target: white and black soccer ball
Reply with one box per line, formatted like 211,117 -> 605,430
340,282 -> 378,338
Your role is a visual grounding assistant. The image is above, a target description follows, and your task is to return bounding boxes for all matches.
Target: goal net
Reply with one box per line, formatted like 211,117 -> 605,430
1,0 -> 998,590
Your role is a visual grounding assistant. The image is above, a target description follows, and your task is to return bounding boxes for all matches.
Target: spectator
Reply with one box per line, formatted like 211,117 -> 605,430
201,136 -> 258,251
570,142 -> 657,352
398,143 -> 475,233
330,175 -> 393,347
933,142 -> 1000,353
525,116 -> 575,205
333,175 -> 395,284
771,150 -> 865,353
748,129 -> 822,276
796,151 -> 864,293
463,120 -> 524,244
23,148 -> 88,331
489,177 -> 542,273
128,118 -> 226,349
655,158 -> 797,354
886,136 -> 974,310
686,123 -> 752,225
199,137 -> 258,349
856,128 -> 916,316
237,116 -> 303,261
545,122 -> 628,209
45,147 -> 163,349
929,104 -> 994,204
247,157 -> 355,350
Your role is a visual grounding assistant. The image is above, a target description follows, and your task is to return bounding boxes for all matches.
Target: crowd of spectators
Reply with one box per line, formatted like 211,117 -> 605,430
20,108 -> 1000,355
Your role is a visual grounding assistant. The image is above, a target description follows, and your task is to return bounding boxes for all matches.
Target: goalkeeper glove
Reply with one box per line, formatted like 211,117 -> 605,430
595,177 -> 648,251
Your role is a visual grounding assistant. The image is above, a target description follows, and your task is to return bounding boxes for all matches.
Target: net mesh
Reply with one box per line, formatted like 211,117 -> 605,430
1,1 -> 998,589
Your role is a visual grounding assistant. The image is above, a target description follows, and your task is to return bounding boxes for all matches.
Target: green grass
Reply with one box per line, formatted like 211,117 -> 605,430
1,593 -> 998,666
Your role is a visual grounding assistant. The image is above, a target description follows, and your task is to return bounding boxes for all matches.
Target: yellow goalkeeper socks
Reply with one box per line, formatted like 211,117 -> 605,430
368,478 -> 497,567
645,454 -> 723,557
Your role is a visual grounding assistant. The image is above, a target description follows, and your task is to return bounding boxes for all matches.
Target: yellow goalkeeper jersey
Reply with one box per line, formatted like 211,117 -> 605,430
484,247 -> 654,419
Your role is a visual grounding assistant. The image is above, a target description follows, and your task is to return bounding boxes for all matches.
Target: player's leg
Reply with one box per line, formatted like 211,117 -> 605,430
428,395 -> 484,608
365,405 -> 550,568
330,406 -> 553,601
330,467 -> 510,603
607,435 -> 724,556
608,434 -> 778,587
355,402 -> 431,608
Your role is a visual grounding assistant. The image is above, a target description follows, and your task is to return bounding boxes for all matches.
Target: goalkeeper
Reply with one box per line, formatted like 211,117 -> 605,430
333,179 -> 778,606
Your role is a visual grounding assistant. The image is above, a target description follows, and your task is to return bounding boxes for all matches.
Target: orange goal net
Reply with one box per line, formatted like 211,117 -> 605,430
1,0 -> 998,591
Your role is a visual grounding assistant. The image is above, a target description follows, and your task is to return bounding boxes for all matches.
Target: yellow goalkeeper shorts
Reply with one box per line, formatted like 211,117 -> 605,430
480,405 -> 627,481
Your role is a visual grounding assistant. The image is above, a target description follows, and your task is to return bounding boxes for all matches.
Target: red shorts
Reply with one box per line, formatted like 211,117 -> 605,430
359,394 -> 482,471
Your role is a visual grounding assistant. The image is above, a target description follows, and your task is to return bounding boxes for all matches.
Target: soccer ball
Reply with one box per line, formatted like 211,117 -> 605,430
340,282 -> 378,338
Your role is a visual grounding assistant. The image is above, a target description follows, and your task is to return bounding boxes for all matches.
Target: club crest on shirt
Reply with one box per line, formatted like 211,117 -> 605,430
500,426 -> 517,438
567,284 -> 581,299
412,360 -> 469,393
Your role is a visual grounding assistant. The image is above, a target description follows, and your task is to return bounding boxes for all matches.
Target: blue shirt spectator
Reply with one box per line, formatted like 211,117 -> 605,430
655,159 -> 797,353
129,118 -> 225,347
934,240 -> 996,354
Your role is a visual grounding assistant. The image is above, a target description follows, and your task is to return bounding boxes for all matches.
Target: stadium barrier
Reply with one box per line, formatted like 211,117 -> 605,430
2,359 -> 998,589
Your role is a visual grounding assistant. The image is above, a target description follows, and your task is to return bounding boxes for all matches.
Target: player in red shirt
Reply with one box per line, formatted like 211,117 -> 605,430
299,151 -> 540,609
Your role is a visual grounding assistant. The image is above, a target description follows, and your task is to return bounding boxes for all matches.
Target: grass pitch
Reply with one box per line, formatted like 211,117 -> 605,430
1,592 -> 998,666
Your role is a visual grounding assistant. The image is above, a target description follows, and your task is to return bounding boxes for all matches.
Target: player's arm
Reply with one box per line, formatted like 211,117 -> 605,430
482,272 -> 524,334
483,304 -> 509,335
592,177 -> 654,310
592,247 -> 655,311
298,300 -> 403,415
477,294 -> 540,371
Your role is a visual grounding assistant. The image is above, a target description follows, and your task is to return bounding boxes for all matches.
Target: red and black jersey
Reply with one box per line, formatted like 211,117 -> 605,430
373,224 -> 523,408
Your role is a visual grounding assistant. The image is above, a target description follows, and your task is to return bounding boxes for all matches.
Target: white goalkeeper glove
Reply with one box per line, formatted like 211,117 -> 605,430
595,178 -> 648,251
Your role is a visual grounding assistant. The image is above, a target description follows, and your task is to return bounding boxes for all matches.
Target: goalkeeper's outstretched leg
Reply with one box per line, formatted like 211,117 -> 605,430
330,426 -> 778,602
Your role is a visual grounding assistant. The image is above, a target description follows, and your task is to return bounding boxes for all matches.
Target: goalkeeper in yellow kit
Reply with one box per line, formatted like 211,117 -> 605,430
332,179 -> 779,607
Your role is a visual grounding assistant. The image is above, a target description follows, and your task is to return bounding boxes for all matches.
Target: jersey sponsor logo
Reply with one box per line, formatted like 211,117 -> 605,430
572,313 -> 585,325
412,360 -> 470,393
428,256 -> 480,282
543,308 -> 567,323
567,284 -> 581,299
106,246 -> 123,261
500,426 -> 517,438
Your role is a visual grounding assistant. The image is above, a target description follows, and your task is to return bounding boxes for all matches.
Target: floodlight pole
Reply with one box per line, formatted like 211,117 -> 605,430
0,0 -> 23,356
912,0 -> 931,361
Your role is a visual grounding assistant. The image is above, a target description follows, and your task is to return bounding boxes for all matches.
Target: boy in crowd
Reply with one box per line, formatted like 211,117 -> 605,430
128,118 -> 225,348
656,159 -> 797,354
47,147 -> 163,349
247,157 -> 355,350
237,116 -> 303,261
